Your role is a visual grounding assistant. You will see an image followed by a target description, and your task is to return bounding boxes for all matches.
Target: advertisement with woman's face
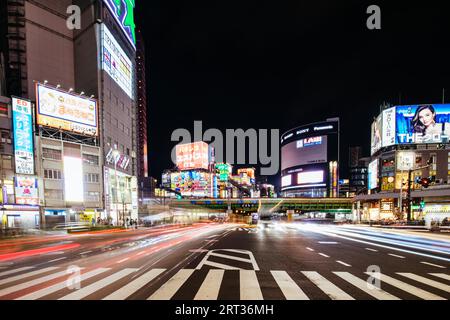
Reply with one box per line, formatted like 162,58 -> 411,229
396,104 -> 450,144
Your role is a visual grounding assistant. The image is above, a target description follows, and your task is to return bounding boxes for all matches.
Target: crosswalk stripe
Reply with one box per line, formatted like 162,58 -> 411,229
0,269 -> 71,297
17,268 -> 110,300
103,269 -> 166,300
271,271 -> 309,300
397,273 -> 450,293
333,272 -> 399,300
0,267 -> 58,286
240,270 -> 263,300
59,268 -> 138,300
201,260 -> 243,270
148,269 -> 195,300
429,273 -> 450,281
302,271 -> 354,300
0,267 -> 34,278
365,272 -> 445,300
194,269 -> 224,300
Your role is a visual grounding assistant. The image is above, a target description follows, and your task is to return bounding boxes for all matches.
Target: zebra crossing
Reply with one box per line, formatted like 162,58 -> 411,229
0,266 -> 448,300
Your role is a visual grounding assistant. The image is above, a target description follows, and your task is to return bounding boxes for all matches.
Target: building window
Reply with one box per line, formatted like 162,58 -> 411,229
44,189 -> 63,200
42,148 -> 62,161
107,137 -> 112,146
126,148 -> 130,156
125,127 -> 130,136
0,103 -> 8,117
83,154 -> 99,166
44,169 -> 62,180
84,173 -> 100,183
113,117 -> 118,128
86,192 -> 100,202
120,122 -> 125,132
1,155 -> 12,169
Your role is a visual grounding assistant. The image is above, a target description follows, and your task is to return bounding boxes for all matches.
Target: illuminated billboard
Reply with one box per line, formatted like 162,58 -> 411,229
170,171 -> 212,197
371,115 -> 382,155
368,159 -> 379,190
396,104 -> 450,144
237,168 -> 255,179
15,176 -> 39,205
298,171 -> 324,185
281,136 -> 328,170
176,142 -> 209,171
382,107 -> 396,147
102,24 -> 134,99
36,84 -> 98,136
216,163 -> 232,182
64,157 -> 84,202
281,175 -> 292,187
12,97 -> 34,175
103,0 -> 136,48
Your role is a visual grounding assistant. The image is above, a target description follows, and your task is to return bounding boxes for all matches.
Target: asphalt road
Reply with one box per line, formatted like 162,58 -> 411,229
0,221 -> 449,300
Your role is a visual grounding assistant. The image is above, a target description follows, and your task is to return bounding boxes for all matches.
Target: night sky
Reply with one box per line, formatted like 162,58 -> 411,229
135,1 -> 450,186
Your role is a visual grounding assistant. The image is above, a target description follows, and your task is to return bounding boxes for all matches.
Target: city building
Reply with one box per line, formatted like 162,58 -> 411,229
74,0 -> 139,225
280,118 -> 340,198
348,146 -> 370,195
0,1 -> 142,227
136,29 -> 149,182
353,104 -> 450,223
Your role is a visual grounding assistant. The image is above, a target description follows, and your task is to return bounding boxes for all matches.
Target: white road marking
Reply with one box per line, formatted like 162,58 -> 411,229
312,229 -> 450,262
59,268 -> 138,300
271,271 -> 309,300
207,235 -> 219,238
0,267 -> 34,278
420,262 -> 446,269
388,254 -> 405,259
397,273 -> 450,293
336,261 -> 351,267
48,257 -> 67,263
17,268 -> 110,300
333,272 -> 399,300
199,260 -> 243,270
79,251 -> 92,255
306,247 -> 315,252
365,248 -> 378,252
365,272 -> 445,300
240,270 -> 263,300
117,258 -> 130,264
209,252 -> 253,263
301,271 -> 354,300
148,269 -> 195,300
103,269 -> 166,300
0,267 -> 59,286
189,249 -> 209,253
319,242 -> 338,244
0,269 -> 73,297
429,273 -> 450,281
318,253 -> 330,258
194,269 -> 224,300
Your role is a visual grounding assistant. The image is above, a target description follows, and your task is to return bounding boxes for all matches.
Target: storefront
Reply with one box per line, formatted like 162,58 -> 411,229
1,204 -> 40,229
104,167 -> 137,225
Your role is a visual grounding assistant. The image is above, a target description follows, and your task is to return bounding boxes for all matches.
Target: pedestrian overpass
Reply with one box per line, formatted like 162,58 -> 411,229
167,198 -> 352,215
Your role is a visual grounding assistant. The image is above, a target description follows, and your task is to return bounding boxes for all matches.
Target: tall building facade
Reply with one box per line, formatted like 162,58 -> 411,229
136,29 -> 148,181
0,0 -> 142,228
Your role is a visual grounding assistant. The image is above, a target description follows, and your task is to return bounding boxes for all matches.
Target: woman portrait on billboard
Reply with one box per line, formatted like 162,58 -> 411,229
411,105 -> 450,141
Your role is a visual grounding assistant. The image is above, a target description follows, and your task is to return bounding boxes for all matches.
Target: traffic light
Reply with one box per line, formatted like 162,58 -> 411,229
418,177 -> 431,188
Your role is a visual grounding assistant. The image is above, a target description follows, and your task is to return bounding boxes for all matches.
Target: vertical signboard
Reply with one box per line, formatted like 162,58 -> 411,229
382,107 -> 396,147
131,176 -> 138,220
104,167 -> 111,216
12,97 -> 34,175
368,159 -> 379,190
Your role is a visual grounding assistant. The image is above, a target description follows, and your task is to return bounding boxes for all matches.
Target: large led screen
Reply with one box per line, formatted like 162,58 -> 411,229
36,84 -> 98,136
102,24 -> 134,99
368,159 -> 379,190
396,104 -> 450,144
103,0 -> 136,48
371,115 -> 382,155
170,171 -> 211,197
64,156 -> 84,202
281,136 -> 327,170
